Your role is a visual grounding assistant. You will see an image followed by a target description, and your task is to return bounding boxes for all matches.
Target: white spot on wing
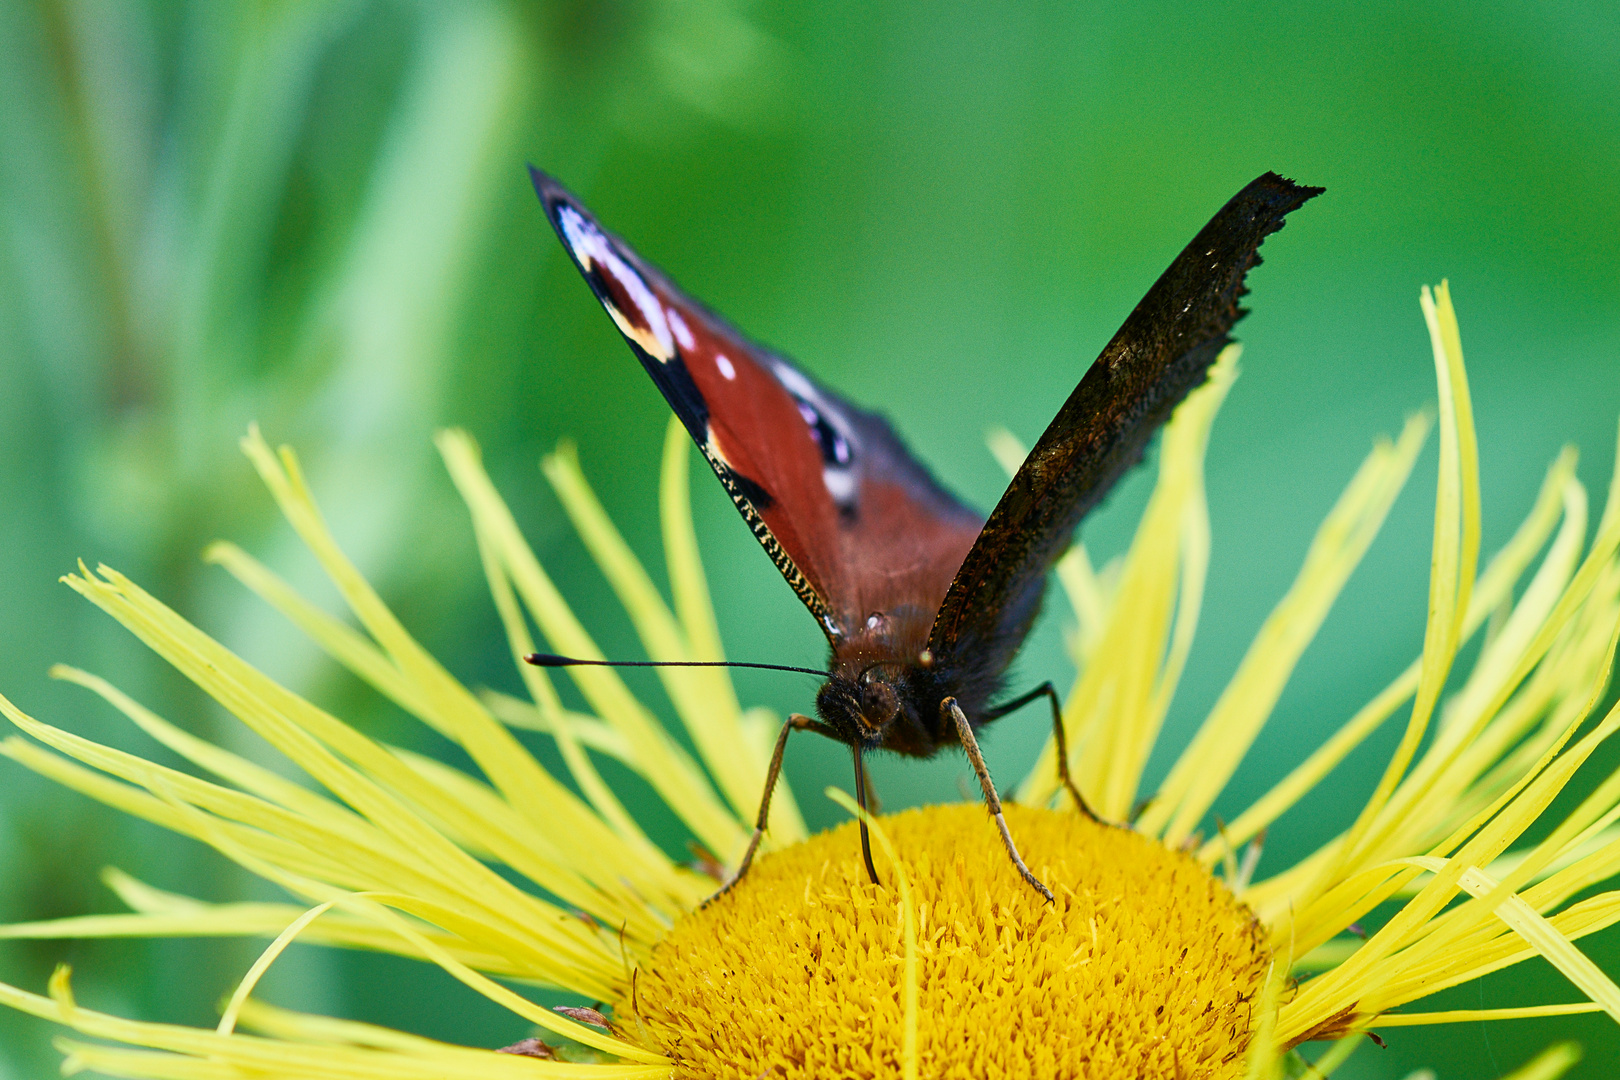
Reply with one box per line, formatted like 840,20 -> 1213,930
716,354 -> 736,380
770,359 -> 862,510
668,308 -> 695,351
557,205 -> 676,362
824,466 -> 857,505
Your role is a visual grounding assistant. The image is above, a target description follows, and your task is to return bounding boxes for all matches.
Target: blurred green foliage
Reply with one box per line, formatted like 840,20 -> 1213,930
1,2 -> 1618,1076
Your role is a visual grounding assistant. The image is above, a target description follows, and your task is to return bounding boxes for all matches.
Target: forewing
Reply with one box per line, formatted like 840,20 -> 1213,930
929,172 -> 1324,669
532,168 -> 983,643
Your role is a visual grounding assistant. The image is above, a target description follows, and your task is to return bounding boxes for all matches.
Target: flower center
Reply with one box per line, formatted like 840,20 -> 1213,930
619,803 -> 1270,1079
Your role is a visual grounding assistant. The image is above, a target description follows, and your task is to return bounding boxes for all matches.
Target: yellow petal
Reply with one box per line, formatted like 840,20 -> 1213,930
1149,411 -> 1427,842
437,428 -> 746,860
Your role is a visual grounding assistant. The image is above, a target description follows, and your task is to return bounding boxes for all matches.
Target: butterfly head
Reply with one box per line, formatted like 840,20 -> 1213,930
856,670 -> 901,733
817,605 -> 951,753
815,666 -> 905,750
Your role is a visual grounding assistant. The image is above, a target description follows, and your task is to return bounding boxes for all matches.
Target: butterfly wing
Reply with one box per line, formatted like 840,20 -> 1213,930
928,172 -> 1324,671
532,168 -> 984,644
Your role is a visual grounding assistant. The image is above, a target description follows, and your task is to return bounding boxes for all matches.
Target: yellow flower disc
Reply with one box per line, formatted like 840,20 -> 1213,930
622,803 -> 1269,1079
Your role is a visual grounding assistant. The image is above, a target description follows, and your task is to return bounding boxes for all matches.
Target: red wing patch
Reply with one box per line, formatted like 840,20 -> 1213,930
532,168 -> 983,644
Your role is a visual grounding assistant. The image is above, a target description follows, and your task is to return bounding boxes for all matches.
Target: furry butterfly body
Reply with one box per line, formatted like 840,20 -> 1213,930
530,168 -> 1322,898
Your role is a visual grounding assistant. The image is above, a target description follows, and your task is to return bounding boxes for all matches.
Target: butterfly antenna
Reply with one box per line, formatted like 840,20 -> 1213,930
526,653 -> 831,678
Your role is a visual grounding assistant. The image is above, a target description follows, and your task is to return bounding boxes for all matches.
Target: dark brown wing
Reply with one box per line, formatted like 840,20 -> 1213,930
928,172 -> 1324,671
532,168 -> 984,644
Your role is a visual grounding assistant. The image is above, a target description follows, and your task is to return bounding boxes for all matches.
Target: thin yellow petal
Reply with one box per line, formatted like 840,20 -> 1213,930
1316,284 -> 1478,888
142,788 -> 662,1063
0,900 -> 529,980
233,997 -> 489,1050
239,430 -> 667,897
1431,283 -> 1483,645
201,542 -> 673,912
1453,864 -> 1620,1022
202,542 -> 435,721
473,523 -> 672,877
1371,1004 -> 1601,1025
1150,412 -> 1426,842
478,689 -> 634,764
437,428 -> 746,859
1316,565 -> 1620,959
0,971 -> 667,1078
545,437 -> 803,840
1214,447 -> 1579,861
217,902 -> 335,1034
52,1037 -> 668,1080
1241,960 -> 1287,1080
47,665 -> 370,839
1286,680 -> 1620,1027
4,693 -> 623,993
661,423 -> 809,840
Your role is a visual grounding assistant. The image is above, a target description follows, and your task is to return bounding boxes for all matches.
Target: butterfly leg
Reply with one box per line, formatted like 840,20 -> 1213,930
705,713 -> 822,906
983,682 -> 1098,821
942,697 -> 1055,903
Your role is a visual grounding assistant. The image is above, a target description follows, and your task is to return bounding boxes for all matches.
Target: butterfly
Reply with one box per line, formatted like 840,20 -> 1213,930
528,167 -> 1322,901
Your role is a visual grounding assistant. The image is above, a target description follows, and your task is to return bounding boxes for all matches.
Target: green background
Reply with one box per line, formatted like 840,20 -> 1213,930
2,2 -> 1618,1076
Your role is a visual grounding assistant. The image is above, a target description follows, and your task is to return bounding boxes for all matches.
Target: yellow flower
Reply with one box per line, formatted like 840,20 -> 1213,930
1,282 -> 1617,1079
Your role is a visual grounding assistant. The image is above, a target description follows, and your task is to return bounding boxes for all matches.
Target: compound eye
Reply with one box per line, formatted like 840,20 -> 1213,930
860,680 -> 899,729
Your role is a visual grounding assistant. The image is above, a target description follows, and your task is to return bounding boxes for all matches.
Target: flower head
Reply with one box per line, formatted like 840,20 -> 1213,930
2,283 -> 1617,1078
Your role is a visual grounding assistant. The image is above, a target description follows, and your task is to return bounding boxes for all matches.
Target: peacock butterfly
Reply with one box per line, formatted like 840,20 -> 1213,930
527,168 -> 1322,900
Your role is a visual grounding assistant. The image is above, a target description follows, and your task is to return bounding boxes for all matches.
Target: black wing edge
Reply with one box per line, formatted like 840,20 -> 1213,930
929,171 -> 1324,666
529,166 -> 711,446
